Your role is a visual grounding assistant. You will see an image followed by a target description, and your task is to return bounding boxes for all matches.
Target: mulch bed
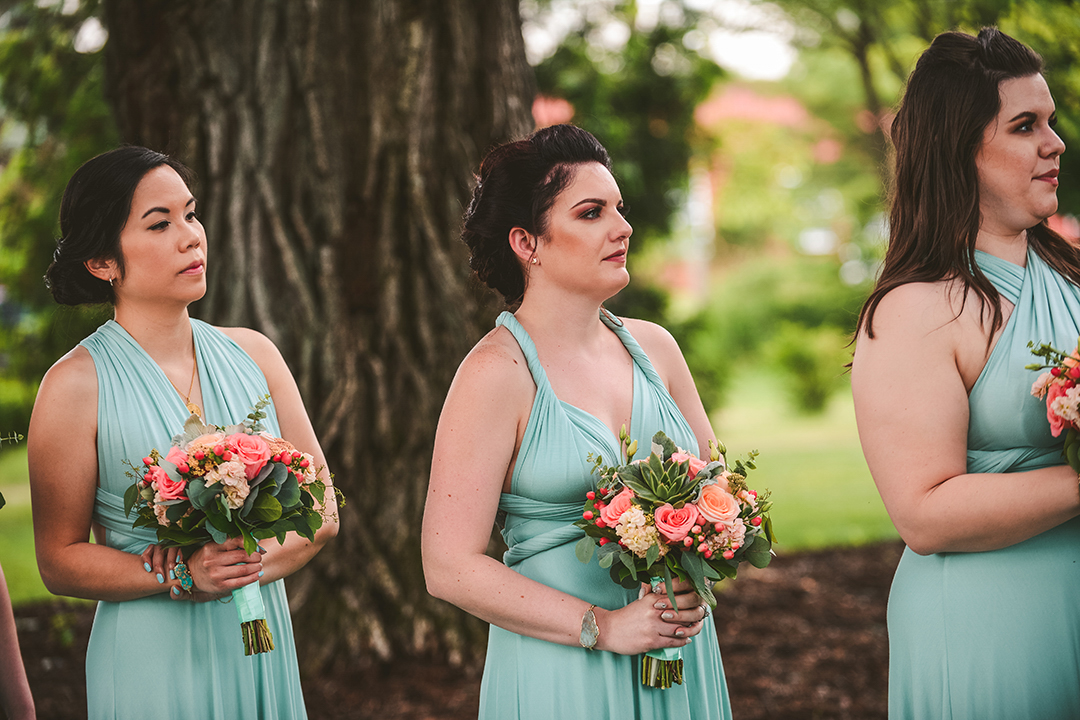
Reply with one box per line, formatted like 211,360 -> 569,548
12,540 -> 903,720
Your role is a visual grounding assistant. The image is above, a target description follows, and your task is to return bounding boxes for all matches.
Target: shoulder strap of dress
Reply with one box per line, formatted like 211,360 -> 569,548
600,312 -> 666,389
494,311 -> 550,390
974,249 -> 1025,305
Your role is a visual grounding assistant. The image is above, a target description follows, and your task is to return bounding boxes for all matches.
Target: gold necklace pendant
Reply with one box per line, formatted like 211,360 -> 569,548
186,401 -> 203,418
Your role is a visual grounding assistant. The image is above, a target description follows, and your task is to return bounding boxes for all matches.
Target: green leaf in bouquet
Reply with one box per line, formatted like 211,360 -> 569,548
246,493 -> 283,523
170,413 -> 217,448
186,477 -> 221,511
575,536 -> 595,564
651,431 -> 679,460
645,542 -> 660,568
745,534 -> 773,569
619,548 -> 638,579
612,562 -> 642,589
274,473 -> 301,508
204,511 -> 231,544
764,516 -> 777,544
290,514 -> 317,542
123,483 -> 139,517
164,501 -> 187,523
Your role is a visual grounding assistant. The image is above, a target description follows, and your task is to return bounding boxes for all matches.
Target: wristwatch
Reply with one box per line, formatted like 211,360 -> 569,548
580,604 -> 599,650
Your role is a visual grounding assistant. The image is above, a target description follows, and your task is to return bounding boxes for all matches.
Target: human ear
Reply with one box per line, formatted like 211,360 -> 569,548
84,256 -> 118,283
508,227 -> 538,265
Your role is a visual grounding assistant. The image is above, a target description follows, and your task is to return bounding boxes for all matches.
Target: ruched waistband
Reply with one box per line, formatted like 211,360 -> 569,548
499,493 -> 585,567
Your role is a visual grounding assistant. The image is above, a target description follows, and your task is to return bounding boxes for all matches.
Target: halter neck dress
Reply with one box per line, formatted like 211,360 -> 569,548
81,318 -> 306,719
886,248 -> 1080,718
478,311 -> 732,719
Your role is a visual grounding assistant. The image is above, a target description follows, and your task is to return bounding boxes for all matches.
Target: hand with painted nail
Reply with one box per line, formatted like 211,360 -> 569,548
183,537 -> 263,597
650,578 -> 709,629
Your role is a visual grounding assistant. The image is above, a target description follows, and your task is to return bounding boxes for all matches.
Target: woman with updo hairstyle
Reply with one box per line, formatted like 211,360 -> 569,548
28,146 -> 338,719
422,124 -> 732,718
852,29 -> 1080,717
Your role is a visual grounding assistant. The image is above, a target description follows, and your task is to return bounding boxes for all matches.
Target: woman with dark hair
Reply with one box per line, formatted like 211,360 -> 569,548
852,28 -> 1078,717
421,124 -> 731,718
27,146 -> 338,719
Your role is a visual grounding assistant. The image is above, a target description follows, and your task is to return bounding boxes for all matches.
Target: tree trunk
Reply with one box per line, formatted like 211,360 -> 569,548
101,0 -> 534,669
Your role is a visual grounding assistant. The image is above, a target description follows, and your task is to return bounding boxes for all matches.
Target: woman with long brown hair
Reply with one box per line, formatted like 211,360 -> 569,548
852,28 -> 1079,717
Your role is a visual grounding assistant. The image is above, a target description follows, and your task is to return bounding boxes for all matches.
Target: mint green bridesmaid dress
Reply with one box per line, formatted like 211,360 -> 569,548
80,319 -> 306,719
479,312 -> 732,719
887,248 -> 1080,719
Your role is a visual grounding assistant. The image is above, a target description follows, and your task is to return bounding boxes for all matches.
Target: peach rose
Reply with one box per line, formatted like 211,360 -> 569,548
696,483 -> 741,524
149,465 -> 187,501
226,432 -> 272,480
599,487 -> 635,526
653,503 -> 699,543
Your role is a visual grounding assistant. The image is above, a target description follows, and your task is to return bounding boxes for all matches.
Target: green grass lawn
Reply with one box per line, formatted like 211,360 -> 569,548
0,446 -> 50,605
0,371 -> 898,606
712,367 -> 899,552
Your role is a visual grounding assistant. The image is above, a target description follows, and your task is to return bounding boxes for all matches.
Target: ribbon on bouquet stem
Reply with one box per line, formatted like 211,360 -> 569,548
642,576 -> 684,688
233,580 -> 274,655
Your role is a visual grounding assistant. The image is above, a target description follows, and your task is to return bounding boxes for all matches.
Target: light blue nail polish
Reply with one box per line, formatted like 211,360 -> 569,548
169,570 -> 175,580
258,570 -> 264,577
143,562 -> 152,572
156,573 -> 164,584
172,587 -> 180,596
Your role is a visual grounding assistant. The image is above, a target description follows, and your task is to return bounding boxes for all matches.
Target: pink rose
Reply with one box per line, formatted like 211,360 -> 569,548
164,446 -> 189,468
225,432 -> 273,480
599,487 -> 635,526
696,483 -> 741,524
670,451 -> 708,479
148,465 -> 187,501
653,503 -> 699,543
1048,382 -> 1068,437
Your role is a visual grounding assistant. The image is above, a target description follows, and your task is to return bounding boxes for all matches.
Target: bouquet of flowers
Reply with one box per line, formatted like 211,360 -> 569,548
1028,338 -> 1080,470
123,397 -> 333,655
574,428 -> 773,688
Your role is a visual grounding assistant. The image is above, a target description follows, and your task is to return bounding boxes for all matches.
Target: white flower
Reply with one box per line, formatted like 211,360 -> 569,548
1050,385 -> 1080,424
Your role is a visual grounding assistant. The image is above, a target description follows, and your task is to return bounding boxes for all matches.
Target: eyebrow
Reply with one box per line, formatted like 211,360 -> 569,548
571,198 -> 624,209
141,197 -> 196,219
1008,111 -> 1038,124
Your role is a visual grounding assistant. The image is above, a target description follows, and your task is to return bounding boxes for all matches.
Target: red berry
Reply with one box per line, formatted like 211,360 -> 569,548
142,456 -> 154,466
751,516 -> 762,526
599,537 -> 609,546
586,491 -> 596,500
177,463 -> 190,474
299,459 -> 310,468
703,549 -> 713,559
292,451 -> 302,459
596,519 -> 606,528
222,451 -> 233,462
213,444 -> 225,455
583,511 -> 594,520
599,487 -> 609,496
1069,366 -> 1080,380
193,451 -> 205,460
1052,367 -> 1063,377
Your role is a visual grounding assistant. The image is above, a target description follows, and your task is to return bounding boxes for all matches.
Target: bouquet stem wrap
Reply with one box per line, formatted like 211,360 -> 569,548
233,580 -> 274,655
643,576 -> 683,689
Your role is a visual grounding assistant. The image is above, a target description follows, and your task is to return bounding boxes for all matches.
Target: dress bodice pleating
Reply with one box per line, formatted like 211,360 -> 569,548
80,319 -> 307,720
479,311 -> 732,720
887,248 -> 1080,719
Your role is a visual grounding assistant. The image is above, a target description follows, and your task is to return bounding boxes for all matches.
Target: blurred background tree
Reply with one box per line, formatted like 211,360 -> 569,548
0,0 -> 1077,673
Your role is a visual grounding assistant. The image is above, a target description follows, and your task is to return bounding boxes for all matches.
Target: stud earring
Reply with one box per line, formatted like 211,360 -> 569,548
108,277 -> 114,287
531,257 -> 538,265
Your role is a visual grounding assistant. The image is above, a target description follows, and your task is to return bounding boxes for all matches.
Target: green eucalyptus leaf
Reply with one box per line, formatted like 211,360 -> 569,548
575,536 -> 596,564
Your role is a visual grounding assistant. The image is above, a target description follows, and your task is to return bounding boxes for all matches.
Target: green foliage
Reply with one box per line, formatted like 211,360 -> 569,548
768,321 -> 851,414
531,2 -> 724,247
0,0 -> 118,428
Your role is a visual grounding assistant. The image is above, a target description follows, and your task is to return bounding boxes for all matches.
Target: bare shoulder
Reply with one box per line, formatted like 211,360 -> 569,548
620,317 -> 684,373
216,326 -> 281,363
860,280 -> 970,343
453,325 -> 532,393
38,345 -> 97,404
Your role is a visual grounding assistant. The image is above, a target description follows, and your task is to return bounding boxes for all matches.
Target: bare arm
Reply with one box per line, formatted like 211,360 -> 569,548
223,328 -> 339,584
421,333 -> 702,654
0,562 -> 34,720
27,349 -> 205,601
852,283 -> 1080,555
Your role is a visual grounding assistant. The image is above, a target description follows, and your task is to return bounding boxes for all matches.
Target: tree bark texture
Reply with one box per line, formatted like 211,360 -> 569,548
101,0 -> 535,669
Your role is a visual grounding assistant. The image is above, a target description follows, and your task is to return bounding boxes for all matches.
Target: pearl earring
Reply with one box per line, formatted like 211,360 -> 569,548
531,257 -> 538,265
